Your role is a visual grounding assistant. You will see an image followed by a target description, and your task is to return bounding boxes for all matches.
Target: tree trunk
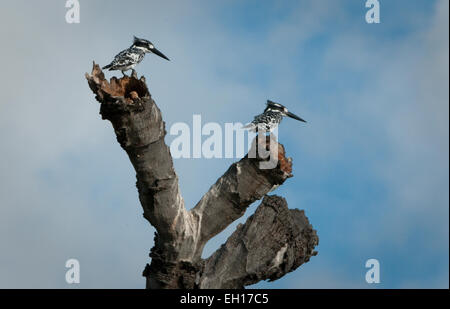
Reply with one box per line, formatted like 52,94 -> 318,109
86,63 -> 318,289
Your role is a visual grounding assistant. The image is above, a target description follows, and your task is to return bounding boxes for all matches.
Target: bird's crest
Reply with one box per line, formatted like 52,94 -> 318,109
133,36 -> 153,48
133,36 -> 146,44
265,100 -> 285,112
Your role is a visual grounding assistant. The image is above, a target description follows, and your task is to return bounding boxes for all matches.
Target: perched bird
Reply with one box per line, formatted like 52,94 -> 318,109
103,36 -> 169,76
244,100 -> 306,132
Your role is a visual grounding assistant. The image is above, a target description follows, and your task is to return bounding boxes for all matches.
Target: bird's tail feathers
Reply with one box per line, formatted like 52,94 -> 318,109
242,123 -> 257,132
102,64 -> 112,70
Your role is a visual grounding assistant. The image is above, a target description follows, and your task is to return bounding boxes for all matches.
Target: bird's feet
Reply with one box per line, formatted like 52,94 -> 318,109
121,71 -> 128,77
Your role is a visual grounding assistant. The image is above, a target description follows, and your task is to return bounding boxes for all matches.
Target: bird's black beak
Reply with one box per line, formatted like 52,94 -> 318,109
287,111 -> 306,123
151,47 -> 170,61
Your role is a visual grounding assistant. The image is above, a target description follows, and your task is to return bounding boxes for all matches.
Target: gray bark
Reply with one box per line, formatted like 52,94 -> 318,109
86,63 -> 318,289
199,195 -> 318,288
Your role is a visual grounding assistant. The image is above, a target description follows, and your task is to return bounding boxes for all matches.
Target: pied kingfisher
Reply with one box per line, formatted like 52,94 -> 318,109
103,36 -> 169,76
244,100 -> 306,132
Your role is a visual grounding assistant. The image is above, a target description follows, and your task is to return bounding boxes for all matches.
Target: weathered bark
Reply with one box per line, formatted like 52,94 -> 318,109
199,195 -> 318,288
190,138 -> 293,260
86,62 -> 318,289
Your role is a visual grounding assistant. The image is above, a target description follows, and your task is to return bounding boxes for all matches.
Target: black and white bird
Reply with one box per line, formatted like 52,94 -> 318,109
103,36 -> 169,76
244,100 -> 306,132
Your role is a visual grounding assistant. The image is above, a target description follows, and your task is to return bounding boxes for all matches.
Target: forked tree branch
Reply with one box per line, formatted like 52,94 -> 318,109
190,139 -> 294,260
86,63 -> 318,288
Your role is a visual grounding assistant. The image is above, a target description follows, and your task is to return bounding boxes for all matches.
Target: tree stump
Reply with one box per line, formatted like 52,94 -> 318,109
86,63 -> 318,289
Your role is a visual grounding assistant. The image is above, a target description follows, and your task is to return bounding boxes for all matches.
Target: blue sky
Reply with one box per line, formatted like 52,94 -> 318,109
0,0 -> 448,288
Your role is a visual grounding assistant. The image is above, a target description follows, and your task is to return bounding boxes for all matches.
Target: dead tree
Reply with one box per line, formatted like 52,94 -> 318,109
85,63 -> 318,289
